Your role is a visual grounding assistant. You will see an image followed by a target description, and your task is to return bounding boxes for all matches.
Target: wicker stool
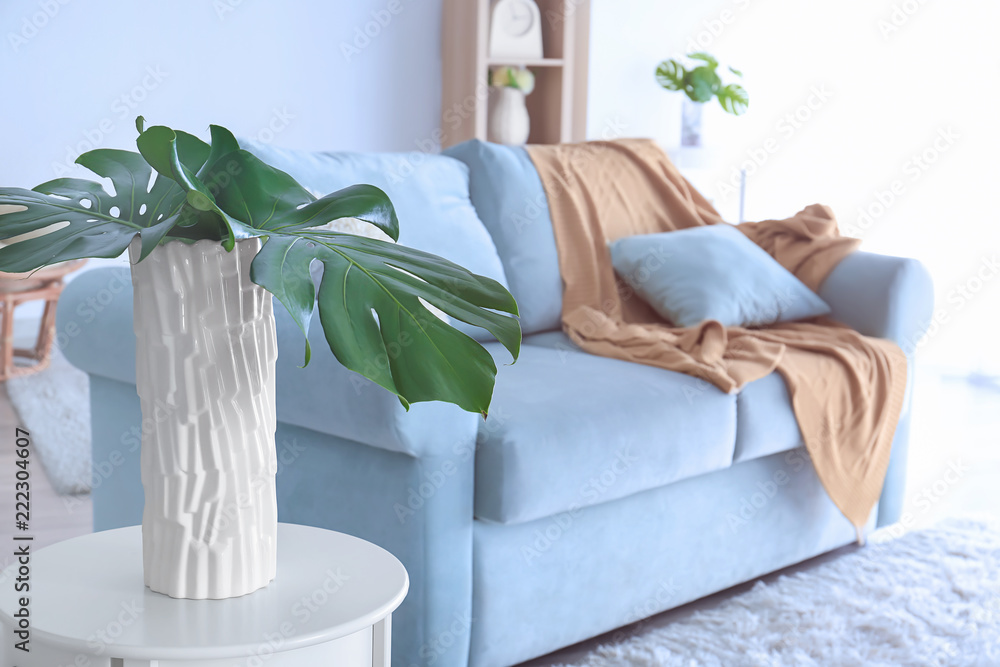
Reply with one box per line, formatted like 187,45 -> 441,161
0,260 -> 87,381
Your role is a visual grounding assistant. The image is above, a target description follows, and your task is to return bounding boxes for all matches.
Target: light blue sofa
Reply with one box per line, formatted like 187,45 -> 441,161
58,139 -> 934,667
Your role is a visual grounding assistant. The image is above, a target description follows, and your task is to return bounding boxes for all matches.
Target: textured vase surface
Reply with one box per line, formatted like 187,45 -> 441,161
129,238 -> 278,600
488,87 -> 531,145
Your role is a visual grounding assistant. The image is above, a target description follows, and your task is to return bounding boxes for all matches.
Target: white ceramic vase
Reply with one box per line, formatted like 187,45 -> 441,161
129,237 -> 278,600
488,87 -> 531,145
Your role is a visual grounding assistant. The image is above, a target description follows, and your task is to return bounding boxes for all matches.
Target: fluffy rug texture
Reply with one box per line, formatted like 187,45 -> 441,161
554,519 -> 1000,667
7,347 -> 91,495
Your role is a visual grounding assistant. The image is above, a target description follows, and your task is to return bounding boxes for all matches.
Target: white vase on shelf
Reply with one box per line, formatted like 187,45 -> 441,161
129,237 -> 278,600
488,87 -> 531,145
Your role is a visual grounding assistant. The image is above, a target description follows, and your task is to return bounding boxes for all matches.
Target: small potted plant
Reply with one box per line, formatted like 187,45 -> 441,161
655,52 -> 749,146
0,118 -> 521,599
488,66 -> 536,145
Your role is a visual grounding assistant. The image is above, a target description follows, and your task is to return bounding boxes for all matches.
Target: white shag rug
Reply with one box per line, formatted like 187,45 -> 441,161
6,347 -> 91,495
555,519 -> 1000,667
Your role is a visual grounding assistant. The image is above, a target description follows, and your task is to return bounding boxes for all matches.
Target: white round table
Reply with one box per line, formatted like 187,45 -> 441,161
0,523 -> 408,666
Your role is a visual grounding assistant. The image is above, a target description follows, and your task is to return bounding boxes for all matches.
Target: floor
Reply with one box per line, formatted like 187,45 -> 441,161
0,383 -> 92,574
0,367 -> 996,665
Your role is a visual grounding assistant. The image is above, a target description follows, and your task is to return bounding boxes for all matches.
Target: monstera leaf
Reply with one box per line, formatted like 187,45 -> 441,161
687,52 -> 719,69
654,59 -> 685,91
717,83 -> 750,116
0,149 -> 189,272
0,119 -> 520,415
655,53 -> 749,116
685,65 -> 722,103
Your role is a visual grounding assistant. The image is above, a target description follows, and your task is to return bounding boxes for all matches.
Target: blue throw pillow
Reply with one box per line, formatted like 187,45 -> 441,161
609,224 -> 831,328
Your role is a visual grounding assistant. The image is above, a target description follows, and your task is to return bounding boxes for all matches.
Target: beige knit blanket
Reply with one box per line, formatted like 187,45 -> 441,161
526,139 -> 907,533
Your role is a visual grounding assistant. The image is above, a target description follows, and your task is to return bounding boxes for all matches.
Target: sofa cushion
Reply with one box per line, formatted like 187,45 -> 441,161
734,371 -> 805,463
240,140 -> 509,341
609,225 -> 831,328
443,140 -> 563,335
530,331 -> 808,468
476,334 -> 737,524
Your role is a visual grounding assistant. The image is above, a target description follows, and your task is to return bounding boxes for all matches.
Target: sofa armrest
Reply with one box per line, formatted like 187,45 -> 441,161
818,251 -> 934,354
818,252 -> 933,528
57,268 -> 479,459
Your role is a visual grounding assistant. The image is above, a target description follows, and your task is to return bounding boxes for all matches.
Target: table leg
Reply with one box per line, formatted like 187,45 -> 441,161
36,292 -> 59,361
372,614 -> 391,667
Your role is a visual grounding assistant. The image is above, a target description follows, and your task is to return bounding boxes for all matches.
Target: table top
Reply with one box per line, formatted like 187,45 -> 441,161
0,523 -> 408,660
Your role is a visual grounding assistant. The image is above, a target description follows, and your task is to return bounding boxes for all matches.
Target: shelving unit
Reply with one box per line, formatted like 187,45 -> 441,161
441,0 -> 590,148
487,58 -> 564,67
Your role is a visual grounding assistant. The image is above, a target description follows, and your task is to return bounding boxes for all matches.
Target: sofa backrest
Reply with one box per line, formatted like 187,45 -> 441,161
241,140 -> 509,341
443,140 -> 563,335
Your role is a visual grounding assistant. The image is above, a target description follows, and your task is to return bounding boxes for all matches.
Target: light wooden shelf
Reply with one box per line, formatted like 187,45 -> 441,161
487,58 -> 565,67
441,0 -> 590,148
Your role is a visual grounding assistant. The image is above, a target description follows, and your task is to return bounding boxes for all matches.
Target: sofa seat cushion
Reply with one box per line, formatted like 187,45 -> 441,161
476,335 -> 737,524
734,371 -> 805,463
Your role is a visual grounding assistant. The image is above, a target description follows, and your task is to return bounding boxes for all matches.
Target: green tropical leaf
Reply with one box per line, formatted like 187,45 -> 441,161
136,126 -> 211,178
200,150 -> 400,240
654,59 -> 685,91
717,83 -> 750,115
685,65 -> 722,103
248,234 -> 320,366
656,53 -> 748,114
136,125 -> 247,250
252,230 -> 519,414
0,118 -> 522,415
688,52 -> 719,68
0,150 -> 191,271
197,125 -> 241,181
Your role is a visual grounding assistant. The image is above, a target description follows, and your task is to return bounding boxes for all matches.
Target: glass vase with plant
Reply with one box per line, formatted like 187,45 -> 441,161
655,52 -> 749,146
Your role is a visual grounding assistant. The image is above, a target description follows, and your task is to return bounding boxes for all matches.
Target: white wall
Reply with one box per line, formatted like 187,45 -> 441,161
1,0 -> 444,319
587,0 -> 1000,372
587,0 -> 729,147
0,0 -> 443,189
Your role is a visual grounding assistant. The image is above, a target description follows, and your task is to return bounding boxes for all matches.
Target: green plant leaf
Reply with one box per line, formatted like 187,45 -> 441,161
688,52 -> 719,68
654,59 -> 685,91
196,125 -> 241,180
0,150 -> 189,271
0,117 -> 523,415
135,126 -> 211,177
137,125 -> 246,250
137,212 -> 186,261
717,83 -> 750,115
728,65 -> 743,77
252,230 -> 519,413
685,65 -> 722,103
248,234 -> 319,366
201,149 -> 400,240
270,185 -> 398,238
